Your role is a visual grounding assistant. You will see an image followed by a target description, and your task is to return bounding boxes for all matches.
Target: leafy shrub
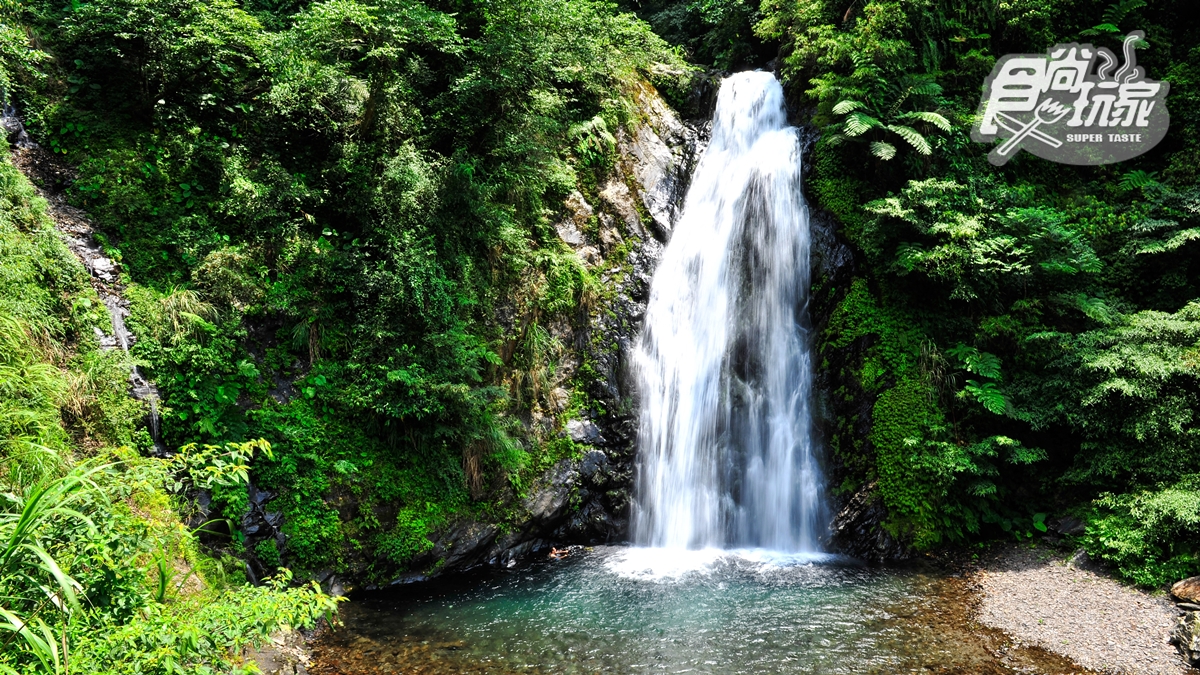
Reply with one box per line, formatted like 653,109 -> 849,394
1084,477 -> 1200,587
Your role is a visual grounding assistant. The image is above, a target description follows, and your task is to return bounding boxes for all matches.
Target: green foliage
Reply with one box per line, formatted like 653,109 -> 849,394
0,151 -> 336,674
69,570 -> 340,675
170,439 -> 273,491
5,0 -> 1195,600
624,0 -> 769,69
825,76 -> 951,161
1083,476 -> 1200,587
777,1 -> 1200,578
1052,302 -> 1200,487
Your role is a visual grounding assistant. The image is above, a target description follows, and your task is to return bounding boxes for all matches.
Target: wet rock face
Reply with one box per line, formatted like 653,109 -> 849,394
556,83 -> 708,546
2,105 -> 36,149
613,79 -> 707,241
826,481 -> 908,561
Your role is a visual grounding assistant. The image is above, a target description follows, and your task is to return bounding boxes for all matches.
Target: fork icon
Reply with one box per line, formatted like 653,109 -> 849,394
993,98 -> 1072,163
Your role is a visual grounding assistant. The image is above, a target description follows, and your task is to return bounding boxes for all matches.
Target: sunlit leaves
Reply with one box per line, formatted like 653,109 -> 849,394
886,124 -> 930,155
169,438 -> 273,491
869,140 -> 895,160
843,111 -> 883,136
963,379 -> 1009,415
896,110 -> 951,132
831,99 -> 864,115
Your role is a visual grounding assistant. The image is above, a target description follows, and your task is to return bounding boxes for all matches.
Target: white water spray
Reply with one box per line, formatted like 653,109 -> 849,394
632,71 -> 825,553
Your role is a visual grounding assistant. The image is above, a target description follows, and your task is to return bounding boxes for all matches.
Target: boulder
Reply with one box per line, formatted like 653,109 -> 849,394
439,521 -> 500,569
1048,515 -> 1086,536
523,459 -> 578,526
566,419 -> 604,445
1172,611 -> 1200,666
1172,576 -> 1200,604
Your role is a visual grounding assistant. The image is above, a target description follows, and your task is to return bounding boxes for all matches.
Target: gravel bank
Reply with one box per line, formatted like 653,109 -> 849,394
977,544 -> 1189,675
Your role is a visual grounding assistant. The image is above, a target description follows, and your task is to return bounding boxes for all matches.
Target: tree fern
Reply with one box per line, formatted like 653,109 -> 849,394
1119,170 -> 1159,191
1103,0 -> 1146,27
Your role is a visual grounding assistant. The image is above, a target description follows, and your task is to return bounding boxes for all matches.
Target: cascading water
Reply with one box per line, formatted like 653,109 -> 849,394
632,71 -> 825,552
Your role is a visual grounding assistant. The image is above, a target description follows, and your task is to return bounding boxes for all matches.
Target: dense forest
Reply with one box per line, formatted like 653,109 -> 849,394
2,0 -> 1200,671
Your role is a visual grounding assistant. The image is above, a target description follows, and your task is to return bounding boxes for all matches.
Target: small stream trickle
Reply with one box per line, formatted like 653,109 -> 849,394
104,293 -> 165,452
9,133 -> 167,454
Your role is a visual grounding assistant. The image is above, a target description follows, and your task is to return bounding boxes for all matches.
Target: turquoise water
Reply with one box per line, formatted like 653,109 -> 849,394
321,546 -> 960,674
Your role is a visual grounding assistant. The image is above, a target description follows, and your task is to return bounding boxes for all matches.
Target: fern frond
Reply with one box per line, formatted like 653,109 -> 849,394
964,380 -> 1010,415
887,124 -> 931,154
844,112 -> 882,136
832,100 -> 864,115
824,133 -> 847,147
1136,228 -> 1200,255
870,141 -> 896,160
897,111 -> 952,132
1081,23 -> 1120,36
1075,294 -> 1115,324
1119,169 -> 1159,191
1103,0 -> 1145,26
907,81 -> 943,97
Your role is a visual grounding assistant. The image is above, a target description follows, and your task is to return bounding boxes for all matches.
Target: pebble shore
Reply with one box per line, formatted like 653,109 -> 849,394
976,545 -> 1189,675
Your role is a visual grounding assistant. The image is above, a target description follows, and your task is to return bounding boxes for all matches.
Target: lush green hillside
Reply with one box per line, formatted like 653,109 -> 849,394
0,149 -> 336,673
4,0 -> 693,584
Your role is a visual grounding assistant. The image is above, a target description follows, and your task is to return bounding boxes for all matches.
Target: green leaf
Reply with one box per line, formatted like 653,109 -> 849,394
887,124 -> 931,155
1119,170 -> 1159,191
870,141 -> 896,160
844,112 -> 883,137
1081,22 -> 1121,36
965,379 -> 1010,415
832,100 -> 864,115
1075,294 -> 1115,324
824,133 -> 847,147
896,111 -> 952,132
906,81 -> 943,97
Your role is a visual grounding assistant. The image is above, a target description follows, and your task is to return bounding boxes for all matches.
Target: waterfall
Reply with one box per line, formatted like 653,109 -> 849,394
632,71 -> 825,552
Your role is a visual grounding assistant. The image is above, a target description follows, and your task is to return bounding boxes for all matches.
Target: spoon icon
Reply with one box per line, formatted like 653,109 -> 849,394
994,98 -> 1071,162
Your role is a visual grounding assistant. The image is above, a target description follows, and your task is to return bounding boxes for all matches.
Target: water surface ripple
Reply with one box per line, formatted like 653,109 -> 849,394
319,547 -> 952,674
